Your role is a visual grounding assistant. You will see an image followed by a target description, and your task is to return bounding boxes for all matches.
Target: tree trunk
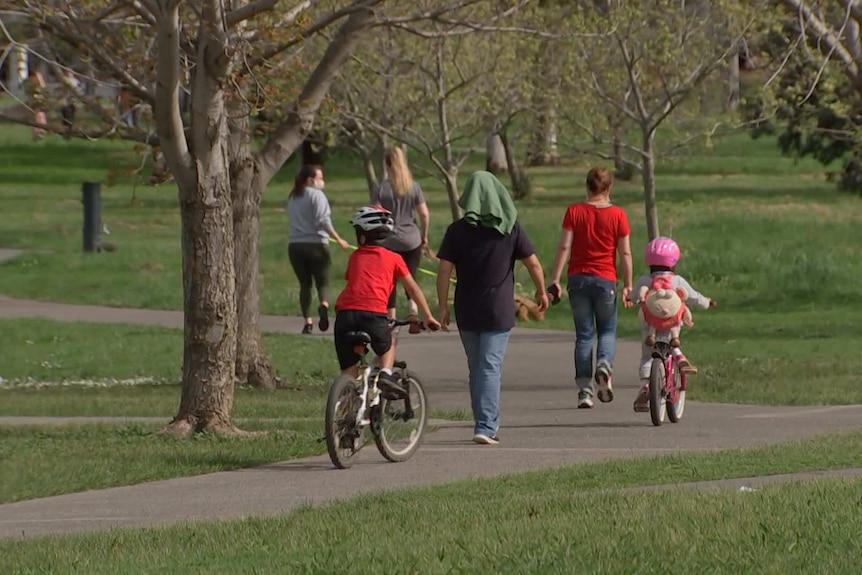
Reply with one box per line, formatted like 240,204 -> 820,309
725,46 -> 740,112
229,100 -> 279,390
500,129 -> 530,200
360,148 -> 378,196
613,125 -> 626,175
526,26 -> 561,167
444,171 -> 461,221
168,175 -> 240,435
486,132 -> 508,174
155,0 -> 240,435
641,128 -> 660,240
435,41 -> 462,221
527,106 -> 561,166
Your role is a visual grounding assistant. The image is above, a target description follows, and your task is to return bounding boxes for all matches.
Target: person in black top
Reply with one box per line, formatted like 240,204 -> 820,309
436,171 -> 548,446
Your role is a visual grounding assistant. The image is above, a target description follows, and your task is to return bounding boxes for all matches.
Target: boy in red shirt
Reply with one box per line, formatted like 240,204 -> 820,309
334,205 -> 441,398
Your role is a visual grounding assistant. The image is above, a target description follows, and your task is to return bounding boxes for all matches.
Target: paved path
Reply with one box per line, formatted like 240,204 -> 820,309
2,291 -> 862,539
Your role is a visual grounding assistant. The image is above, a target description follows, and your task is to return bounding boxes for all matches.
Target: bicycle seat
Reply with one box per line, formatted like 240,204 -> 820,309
346,331 -> 372,346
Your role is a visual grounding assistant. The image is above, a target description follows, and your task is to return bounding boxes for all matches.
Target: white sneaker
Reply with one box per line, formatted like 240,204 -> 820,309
595,363 -> 614,403
633,386 -> 650,413
472,433 -> 500,445
577,391 -> 594,409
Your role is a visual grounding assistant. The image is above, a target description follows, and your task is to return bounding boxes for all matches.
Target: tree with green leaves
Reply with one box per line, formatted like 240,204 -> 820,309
555,0 -> 761,239
0,0 -> 531,435
748,0 -> 862,193
324,1 -> 562,215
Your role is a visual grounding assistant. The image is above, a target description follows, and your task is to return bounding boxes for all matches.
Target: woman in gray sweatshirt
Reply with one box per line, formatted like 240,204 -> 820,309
287,164 -> 350,334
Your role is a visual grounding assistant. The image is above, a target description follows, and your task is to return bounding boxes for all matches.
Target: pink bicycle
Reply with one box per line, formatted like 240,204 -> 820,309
647,335 -> 686,426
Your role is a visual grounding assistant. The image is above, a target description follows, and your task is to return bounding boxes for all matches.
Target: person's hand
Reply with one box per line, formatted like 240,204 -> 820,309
622,286 -> 634,308
709,298 -> 718,308
438,307 -> 451,331
424,316 -> 442,332
338,238 -> 351,250
548,281 -> 562,305
535,289 -> 549,312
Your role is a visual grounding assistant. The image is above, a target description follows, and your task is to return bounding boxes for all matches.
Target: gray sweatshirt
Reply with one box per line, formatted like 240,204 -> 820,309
287,186 -> 333,244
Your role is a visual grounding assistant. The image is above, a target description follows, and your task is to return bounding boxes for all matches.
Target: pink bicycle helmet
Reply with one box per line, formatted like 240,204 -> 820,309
644,236 -> 681,267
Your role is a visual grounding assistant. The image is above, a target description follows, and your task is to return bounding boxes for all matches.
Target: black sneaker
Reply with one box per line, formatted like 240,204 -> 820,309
318,304 -> 330,332
376,371 -> 407,400
301,324 -> 313,335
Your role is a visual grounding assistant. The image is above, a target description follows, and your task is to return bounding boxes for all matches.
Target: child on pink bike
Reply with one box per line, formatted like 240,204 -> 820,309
627,237 -> 716,413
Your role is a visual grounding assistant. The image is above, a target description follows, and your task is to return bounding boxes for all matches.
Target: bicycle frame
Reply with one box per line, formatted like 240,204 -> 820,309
651,340 -> 686,403
349,319 -> 413,430
351,350 -> 381,429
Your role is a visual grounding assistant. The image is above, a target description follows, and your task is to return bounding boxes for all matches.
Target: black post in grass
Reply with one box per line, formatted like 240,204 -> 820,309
82,181 -> 101,252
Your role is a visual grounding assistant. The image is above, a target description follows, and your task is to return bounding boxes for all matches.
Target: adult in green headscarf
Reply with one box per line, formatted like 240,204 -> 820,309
436,171 -> 549,446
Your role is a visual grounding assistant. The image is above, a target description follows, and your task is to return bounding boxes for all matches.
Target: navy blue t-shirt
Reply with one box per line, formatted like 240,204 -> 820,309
437,219 -> 535,332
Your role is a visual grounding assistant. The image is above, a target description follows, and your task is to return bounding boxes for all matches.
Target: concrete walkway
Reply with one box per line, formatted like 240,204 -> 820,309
2,290 -> 862,539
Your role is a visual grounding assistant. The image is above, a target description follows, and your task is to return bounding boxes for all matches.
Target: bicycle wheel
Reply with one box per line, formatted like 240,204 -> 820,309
649,358 -> 667,427
374,370 -> 428,462
667,363 -> 685,423
325,374 -> 365,469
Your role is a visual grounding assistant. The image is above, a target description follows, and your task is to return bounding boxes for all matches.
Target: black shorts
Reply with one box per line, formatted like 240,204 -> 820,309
334,310 -> 392,370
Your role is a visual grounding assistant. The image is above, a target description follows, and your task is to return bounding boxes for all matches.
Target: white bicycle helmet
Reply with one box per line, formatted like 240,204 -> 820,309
350,204 -> 394,234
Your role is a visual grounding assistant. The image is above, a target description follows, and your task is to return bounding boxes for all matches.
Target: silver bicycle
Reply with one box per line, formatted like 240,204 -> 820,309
324,318 -> 430,469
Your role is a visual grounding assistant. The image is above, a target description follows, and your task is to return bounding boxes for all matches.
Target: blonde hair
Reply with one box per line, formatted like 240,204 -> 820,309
384,146 -> 414,196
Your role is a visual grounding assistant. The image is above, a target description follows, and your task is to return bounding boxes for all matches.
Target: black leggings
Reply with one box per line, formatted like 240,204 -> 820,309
388,246 -> 423,309
288,242 -> 331,317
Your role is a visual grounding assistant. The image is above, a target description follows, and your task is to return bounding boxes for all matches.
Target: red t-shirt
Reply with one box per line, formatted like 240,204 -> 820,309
562,202 -> 630,282
335,245 -> 409,314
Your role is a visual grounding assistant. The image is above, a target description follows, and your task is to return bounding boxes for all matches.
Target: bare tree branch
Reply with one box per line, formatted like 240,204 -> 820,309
226,0 -> 312,27
837,0 -> 862,28
256,0 -> 380,181
36,13 -> 154,102
781,0 -> 862,84
153,0 -> 194,189
83,1 -> 126,24
0,113 -> 156,144
134,0 -> 160,18
246,0 -> 373,69
615,32 -> 650,126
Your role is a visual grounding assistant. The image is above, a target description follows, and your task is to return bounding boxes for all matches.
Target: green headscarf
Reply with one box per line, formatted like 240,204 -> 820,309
457,170 -> 518,235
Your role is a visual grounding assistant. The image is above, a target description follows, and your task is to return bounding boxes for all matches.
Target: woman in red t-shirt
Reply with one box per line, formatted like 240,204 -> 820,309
548,167 -> 633,409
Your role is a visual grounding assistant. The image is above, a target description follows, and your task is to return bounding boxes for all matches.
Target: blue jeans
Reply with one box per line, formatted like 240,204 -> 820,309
459,329 -> 511,437
567,273 -> 618,394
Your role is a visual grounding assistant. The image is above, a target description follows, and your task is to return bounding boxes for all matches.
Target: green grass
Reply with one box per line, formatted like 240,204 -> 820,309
3,429 -> 862,573
0,422 -> 323,504
1,125 -> 861,408
0,317 -> 466,503
0,317 -> 337,387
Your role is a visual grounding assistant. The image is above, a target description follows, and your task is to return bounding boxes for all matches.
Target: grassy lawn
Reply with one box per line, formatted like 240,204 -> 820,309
0,318 -> 468,503
0,124 -> 860,570
3,429 -> 862,573
0,422 -> 322,505
0,317 -> 337,387
1,126 -> 860,406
